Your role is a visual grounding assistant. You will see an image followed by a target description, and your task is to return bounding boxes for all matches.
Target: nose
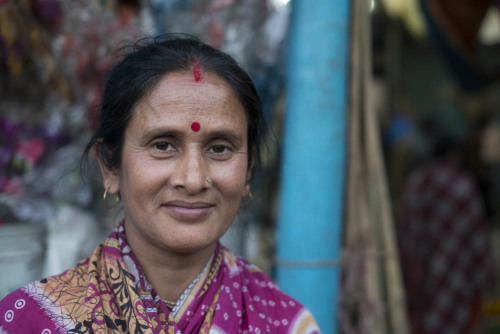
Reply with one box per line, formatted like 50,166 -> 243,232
171,148 -> 209,195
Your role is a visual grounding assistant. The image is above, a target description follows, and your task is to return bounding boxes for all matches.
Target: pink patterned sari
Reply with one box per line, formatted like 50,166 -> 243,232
0,222 -> 320,333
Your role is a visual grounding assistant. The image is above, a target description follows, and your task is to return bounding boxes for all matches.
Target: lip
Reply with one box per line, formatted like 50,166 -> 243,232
162,201 -> 214,221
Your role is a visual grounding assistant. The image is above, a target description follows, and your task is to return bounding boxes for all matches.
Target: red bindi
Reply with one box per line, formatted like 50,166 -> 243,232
192,62 -> 201,82
191,122 -> 201,132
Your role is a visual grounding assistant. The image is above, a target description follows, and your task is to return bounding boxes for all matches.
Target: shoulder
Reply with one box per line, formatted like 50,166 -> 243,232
0,258 -> 92,333
221,248 -> 321,333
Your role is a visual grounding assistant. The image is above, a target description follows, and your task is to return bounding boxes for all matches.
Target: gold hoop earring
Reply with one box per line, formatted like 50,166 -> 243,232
240,192 -> 253,209
103,187 -> 120,210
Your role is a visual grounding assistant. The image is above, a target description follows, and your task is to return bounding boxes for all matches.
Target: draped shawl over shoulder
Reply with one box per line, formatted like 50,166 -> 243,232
0,223 -> 320,334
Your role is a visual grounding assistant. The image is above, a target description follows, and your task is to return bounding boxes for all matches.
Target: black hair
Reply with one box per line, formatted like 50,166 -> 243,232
419,117 -> 460,158
82,34 -> 263,175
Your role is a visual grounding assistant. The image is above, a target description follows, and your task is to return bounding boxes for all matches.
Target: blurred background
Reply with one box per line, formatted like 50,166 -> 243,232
1,0 -> 500,333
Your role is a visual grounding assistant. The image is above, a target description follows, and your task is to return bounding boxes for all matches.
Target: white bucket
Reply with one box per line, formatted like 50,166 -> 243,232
0,223 -> 46,299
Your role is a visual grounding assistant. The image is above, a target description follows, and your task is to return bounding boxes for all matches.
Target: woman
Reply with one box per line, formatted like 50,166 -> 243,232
0,35 -> 320,333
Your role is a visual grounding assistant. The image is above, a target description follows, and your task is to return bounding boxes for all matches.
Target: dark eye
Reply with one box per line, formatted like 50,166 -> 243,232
153,142 -> 175,152
210,145 -> 228,154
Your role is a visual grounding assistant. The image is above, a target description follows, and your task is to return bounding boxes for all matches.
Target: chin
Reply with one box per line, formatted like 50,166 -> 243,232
161,236 -> 218,255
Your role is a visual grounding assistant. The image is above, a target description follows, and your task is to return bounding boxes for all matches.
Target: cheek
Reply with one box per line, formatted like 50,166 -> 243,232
212,161 -> 249,195
119,157 -> 167,199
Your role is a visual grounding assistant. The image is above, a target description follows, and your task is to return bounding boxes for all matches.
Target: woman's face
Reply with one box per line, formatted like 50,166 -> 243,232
99,71 -> 250,255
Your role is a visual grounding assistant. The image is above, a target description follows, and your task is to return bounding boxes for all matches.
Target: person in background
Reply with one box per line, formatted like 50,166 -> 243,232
398,120 -> 493,334
0,35 -> 320,334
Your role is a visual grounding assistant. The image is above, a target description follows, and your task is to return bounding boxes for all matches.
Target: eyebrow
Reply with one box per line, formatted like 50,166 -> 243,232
208,130 -> 243,145
140,128 -> 243,146
140,129 -> 183,143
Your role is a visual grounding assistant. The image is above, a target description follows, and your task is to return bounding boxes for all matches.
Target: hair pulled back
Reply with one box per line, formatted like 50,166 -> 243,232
83,34 -> 263,173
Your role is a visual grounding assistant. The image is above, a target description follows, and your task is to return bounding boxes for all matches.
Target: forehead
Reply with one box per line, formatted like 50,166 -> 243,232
131,71 -> 247,132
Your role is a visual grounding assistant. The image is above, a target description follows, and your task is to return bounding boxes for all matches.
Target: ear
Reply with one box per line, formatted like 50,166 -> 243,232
94,143 -> 120,194
242,147 -> 256,197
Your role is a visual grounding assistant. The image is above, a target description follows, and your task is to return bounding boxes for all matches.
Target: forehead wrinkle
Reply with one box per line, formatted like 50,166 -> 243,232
146,84 -> 227,111
133,90 -> 199,123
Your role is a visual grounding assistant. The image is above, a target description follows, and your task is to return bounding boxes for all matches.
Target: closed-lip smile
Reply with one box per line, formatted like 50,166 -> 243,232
162,200 -> 214,220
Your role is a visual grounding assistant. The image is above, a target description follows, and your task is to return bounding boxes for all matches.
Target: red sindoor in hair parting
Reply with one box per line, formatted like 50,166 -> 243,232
192,62 -> 201,82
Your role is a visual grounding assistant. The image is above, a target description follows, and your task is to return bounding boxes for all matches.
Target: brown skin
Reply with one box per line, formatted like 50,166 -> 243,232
96,71 -> 252,302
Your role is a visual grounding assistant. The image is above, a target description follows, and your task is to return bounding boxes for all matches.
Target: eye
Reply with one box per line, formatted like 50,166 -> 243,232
152,141 -> 175,153
210,145 -> 229,154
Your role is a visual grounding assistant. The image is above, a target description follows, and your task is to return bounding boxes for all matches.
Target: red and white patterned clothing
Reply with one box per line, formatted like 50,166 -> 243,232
399,159 -> 493,334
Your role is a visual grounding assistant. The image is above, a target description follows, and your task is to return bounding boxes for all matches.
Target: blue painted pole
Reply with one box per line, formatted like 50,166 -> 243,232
276,0 -> 350,333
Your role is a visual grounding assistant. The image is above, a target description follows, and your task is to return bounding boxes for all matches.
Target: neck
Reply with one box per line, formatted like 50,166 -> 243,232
123,221 -> 216,302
